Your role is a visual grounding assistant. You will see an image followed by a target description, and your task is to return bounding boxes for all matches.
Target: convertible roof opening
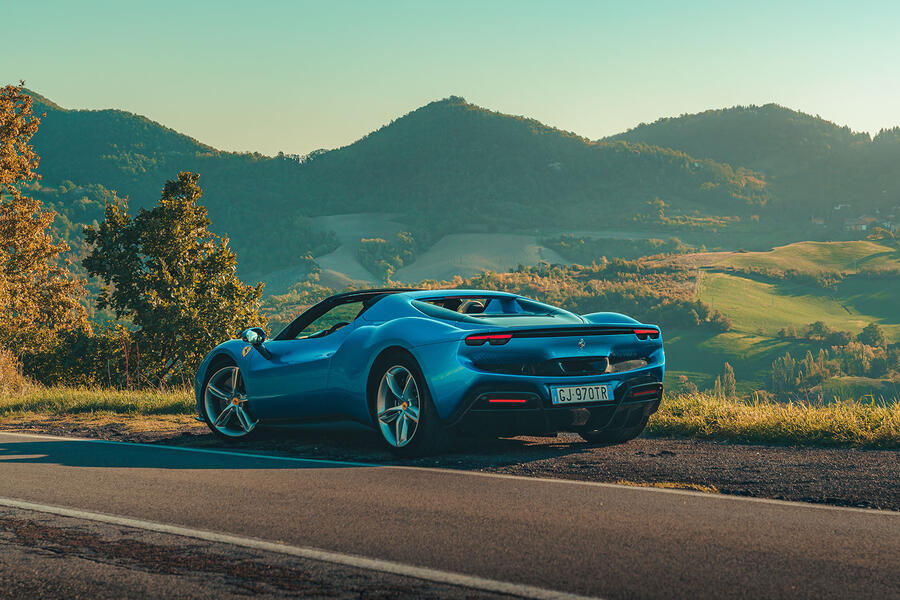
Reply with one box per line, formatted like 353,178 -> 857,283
413,295 -> 574,322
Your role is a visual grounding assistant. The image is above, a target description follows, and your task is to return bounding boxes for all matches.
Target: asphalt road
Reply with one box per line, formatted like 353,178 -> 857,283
0,432 -> 897,599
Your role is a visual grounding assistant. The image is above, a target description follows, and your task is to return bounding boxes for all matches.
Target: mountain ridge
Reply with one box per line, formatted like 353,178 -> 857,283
15,88 -> 898,283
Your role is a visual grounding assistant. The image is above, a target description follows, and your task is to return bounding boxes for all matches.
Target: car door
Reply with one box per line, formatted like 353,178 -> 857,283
244,300 -> 364,421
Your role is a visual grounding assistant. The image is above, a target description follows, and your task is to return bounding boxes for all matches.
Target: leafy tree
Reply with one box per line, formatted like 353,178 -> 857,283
83,172 -> 265,382
0,82 -> 88,360
825,330 -> 852,346
722,362 -> 737,397
837,341 -> 877,377
771,352 -> 797,396
857,323 -> 886,348
807,321 -> 830,341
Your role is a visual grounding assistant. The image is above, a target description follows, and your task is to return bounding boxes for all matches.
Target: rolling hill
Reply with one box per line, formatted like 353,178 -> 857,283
19,89 -> 900,289
24,91 -> 770,281
661,240 -> 900,393
609,104 -> 900,217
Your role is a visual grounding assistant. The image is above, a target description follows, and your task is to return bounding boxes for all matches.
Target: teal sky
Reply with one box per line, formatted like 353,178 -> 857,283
4,0 -> 898,155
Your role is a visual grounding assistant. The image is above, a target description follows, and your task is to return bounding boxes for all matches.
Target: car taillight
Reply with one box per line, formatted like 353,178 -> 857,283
633,328 -> 660,340
487,398 -> 529,404
465,333 -> 512,346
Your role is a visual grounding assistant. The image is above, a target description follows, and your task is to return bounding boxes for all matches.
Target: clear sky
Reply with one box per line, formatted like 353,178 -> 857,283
3,0 -> 898,155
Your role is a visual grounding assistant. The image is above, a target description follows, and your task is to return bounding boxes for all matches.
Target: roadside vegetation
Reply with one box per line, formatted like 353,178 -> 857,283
1,386 -> 895,449
650,393 -> 899,449
0,385 -> 193,417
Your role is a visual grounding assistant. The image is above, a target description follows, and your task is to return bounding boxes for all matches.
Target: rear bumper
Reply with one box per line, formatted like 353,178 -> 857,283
448,375 -> 663,436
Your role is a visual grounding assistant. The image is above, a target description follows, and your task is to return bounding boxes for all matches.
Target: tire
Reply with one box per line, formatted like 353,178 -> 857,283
201,360 -> 261,442
370,352 -> 445,457
578,415 -> 649,445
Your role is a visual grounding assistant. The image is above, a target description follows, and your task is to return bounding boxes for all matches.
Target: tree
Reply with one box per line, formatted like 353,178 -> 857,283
0,82 -> 88,360
722,362 -> 737,397
807,321 -> 831,341
857,323 -> 886,348
83,172 -> 265,382
771,352 -> 797,396
825,330 -> 852,346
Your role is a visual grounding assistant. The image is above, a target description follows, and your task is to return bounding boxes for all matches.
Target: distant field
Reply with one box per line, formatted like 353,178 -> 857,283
311,213 -> 406,286
713,240 -> 900,274
662,328 -> 817,390
293,214 -> 570,285
696,271 -> 900,340
665,240 -> 900,390
393,233 -> 566,282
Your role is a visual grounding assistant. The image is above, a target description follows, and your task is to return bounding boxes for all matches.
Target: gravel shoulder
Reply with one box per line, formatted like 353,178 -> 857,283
2,415 -> 897,511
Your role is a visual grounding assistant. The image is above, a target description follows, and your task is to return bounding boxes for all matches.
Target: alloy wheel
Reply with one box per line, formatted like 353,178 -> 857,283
376,365 -> 421,447
204,366 -> 257,437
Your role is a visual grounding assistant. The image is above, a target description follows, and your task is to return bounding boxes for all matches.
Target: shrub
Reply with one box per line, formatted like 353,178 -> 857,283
0,347 -> 27,395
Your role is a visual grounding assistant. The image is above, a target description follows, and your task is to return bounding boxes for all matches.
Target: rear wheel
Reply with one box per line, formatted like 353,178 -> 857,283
372,354 -> 444,457
578,415 -> 649,445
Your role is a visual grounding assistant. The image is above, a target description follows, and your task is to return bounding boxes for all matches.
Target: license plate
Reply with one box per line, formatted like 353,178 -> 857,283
551,384 -> 612,404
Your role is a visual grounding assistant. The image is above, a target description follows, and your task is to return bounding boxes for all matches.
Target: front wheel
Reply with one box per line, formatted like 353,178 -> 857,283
372,355 -> 444,457
202,363 -> 260,441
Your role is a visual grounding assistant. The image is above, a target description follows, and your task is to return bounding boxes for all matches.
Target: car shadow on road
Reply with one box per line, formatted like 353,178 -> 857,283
0,438 -> 364,470
144,423 -> 605,471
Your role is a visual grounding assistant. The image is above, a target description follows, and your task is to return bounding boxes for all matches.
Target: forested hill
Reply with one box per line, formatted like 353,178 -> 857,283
26,91 -> 338,275
608,104 -> 900,215
24,91 -> 770,276
291,96 -> 769,228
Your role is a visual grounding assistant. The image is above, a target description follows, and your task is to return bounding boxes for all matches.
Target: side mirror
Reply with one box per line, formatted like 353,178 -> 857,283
239,327 -> 272,359
240,327 -> 267,345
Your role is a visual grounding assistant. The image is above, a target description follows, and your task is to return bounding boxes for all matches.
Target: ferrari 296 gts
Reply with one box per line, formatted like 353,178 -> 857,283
194,289 -> 665,456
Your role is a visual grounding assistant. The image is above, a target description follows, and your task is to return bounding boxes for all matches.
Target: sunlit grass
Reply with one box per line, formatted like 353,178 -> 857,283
1,387 -> 898,449
717,240 -> 900,275
615,480 -> 719,493
649,393 -> 899,449
0,386 -> 194,416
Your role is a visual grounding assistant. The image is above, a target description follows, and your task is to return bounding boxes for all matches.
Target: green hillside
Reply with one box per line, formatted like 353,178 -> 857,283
24,90 -> 771,280
295,97 -> 770,228
610,104 -> 900,217
664,240 -> 900,392
18,88 -> 900,295
697,271 -> 900,340
714,241 -> 900,275
609,104 -> 867,175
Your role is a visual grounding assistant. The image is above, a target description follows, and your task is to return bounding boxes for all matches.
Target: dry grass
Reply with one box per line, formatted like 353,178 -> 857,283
1,387 -> 897,450
649,393 -> 900,449
0,386 -> 194,417
615,480 -> 719,493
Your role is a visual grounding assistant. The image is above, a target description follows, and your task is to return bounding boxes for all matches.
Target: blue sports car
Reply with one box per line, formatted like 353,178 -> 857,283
194,288 -> 665,456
